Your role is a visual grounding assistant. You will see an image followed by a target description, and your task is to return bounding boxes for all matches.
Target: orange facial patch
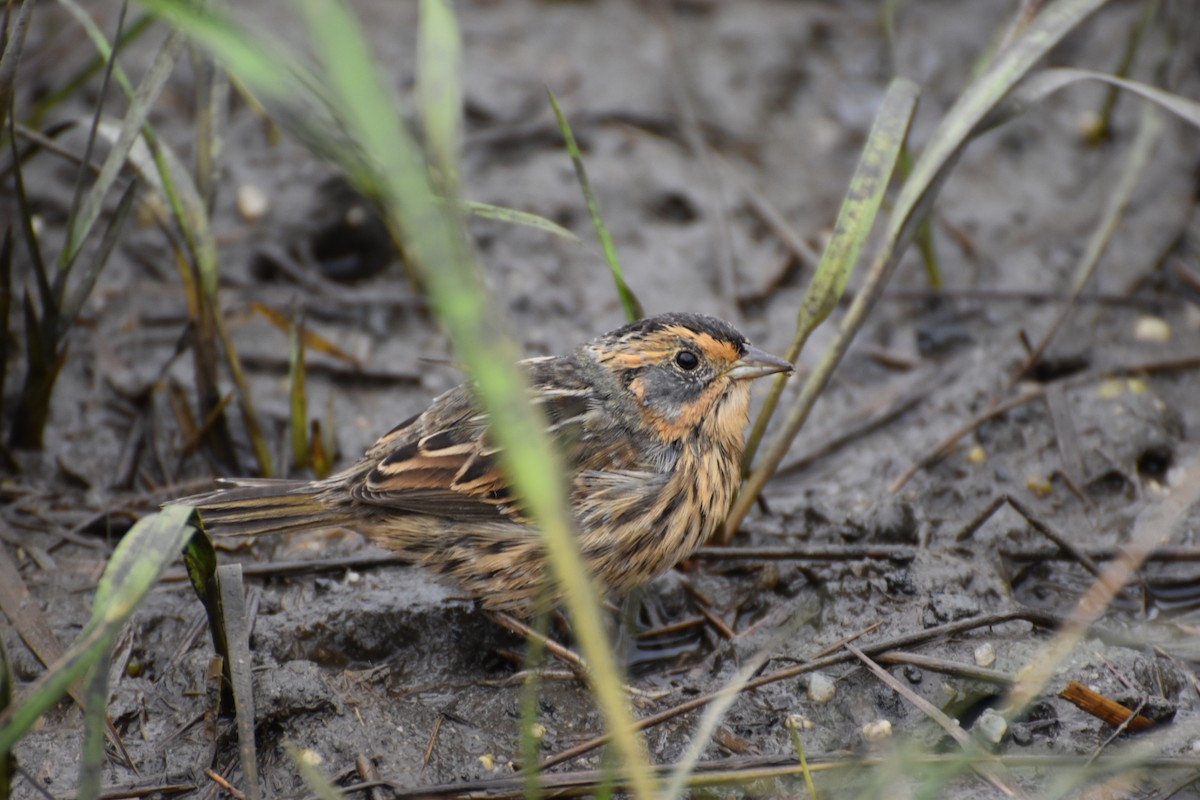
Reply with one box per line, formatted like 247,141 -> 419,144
658,325 -> 742,365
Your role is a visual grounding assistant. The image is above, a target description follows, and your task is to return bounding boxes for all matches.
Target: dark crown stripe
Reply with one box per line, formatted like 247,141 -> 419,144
604,313 -> 747,351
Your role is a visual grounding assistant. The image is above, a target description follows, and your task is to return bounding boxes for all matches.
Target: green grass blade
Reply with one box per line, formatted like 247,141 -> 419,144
1016,98 -> 1165,379
63,26 -> 185,269
7,113 -> 53,337
726,0 -> 1113,536
60,178 -> 139,331
215,313 -> 274,476
786,715 -> 820,800
56,0 -> 139,99
547,90 -> 644,322
77,649 -> 112,800
741,77 -> 918,474
60,0 -> 128,305
0,505 -> 198,752
27,12 -> 153,125
143,1 -> 655,792
418,0 -> 462,194
886,0 -> 1114,253
0,0 -> 34,139
296,2 -> 654,794
217,563 -> 260,800
1086,0 -> 1158,144
132,1 -> 291,96
289,744 -> 345,800
459,200 -> 582,244
180,525 -> 234,711
194,52 -> 230,210
10,293 -> 64,450
290,314 -> 310,470
1004,67 -> 1200,130
518,613 -> 549,800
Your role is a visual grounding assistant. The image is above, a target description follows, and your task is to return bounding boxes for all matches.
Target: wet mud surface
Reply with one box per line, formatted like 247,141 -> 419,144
5,1 -> 1200,798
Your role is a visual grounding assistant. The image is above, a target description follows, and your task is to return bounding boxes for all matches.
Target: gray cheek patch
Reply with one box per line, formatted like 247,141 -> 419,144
639,364 -> 708,420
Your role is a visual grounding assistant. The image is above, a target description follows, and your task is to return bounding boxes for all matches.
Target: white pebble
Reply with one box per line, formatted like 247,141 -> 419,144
786,714 -> 815,730
806,672 -> 836,703
1134,316 -> 1171,342
974,642 -> 996,667
862,719 -> 893,741
974,708 -> 1007,743
237,183 -> 270,221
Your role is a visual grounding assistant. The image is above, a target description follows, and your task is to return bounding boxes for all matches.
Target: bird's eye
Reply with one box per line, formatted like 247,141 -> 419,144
674,350 -> 700,371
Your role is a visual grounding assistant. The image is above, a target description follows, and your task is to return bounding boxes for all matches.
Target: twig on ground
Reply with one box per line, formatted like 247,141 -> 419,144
537,609 -> 1065,771
844,643 -> 1024,798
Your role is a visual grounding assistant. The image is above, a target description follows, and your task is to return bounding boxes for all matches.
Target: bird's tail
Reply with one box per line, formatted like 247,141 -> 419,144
174,479 -> 355,538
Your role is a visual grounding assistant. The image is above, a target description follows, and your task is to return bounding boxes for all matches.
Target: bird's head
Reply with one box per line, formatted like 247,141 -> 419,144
585,313 -> 793,444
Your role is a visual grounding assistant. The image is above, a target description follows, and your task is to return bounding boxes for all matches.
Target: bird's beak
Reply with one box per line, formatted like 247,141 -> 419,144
725,345 -> 794,381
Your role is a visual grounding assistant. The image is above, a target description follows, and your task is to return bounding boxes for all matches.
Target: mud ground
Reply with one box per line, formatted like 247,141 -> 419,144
5,1 -> 1200,798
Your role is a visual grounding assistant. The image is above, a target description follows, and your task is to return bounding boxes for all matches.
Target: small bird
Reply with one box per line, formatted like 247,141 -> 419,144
179,313 -> 792,617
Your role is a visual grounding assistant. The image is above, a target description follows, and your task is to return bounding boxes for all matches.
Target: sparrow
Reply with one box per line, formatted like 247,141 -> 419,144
178,312 -> 793,617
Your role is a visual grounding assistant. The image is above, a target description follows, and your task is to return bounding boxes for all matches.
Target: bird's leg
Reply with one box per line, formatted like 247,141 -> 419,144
487,610 -> 669,701
488,610 -> 591,674
614,589 -> 644,669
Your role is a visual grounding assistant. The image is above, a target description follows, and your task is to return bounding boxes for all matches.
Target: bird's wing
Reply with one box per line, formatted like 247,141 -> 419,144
349,355 -> 643,522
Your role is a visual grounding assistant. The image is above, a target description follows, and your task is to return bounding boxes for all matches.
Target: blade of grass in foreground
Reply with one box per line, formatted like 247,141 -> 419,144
133,0 -> 657,796
725,0 -> 1113,537
77,647 -> 112,800
323,0 -> 653,790
217,563 -> 260,800
0,505 -> 198,752
548,90 -> 644,322
739,76 -> 918,480
417,0 -> 461,194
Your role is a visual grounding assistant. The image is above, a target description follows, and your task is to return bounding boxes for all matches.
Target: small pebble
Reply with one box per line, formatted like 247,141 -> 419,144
974,708 -> 1007,744
862,719 -> 893,741
1134,316 -> 1171,343
1026,476 -> 1053,497
806,672 -> 836,703
298,748 -> 322,766
786,714 -> 815,731
974,642 -> 996,667
237,183 -> 270,221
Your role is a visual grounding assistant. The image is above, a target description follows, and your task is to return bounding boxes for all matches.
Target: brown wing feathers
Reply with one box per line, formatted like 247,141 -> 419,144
183,480 -> 354,538
184,354 -> 614,535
